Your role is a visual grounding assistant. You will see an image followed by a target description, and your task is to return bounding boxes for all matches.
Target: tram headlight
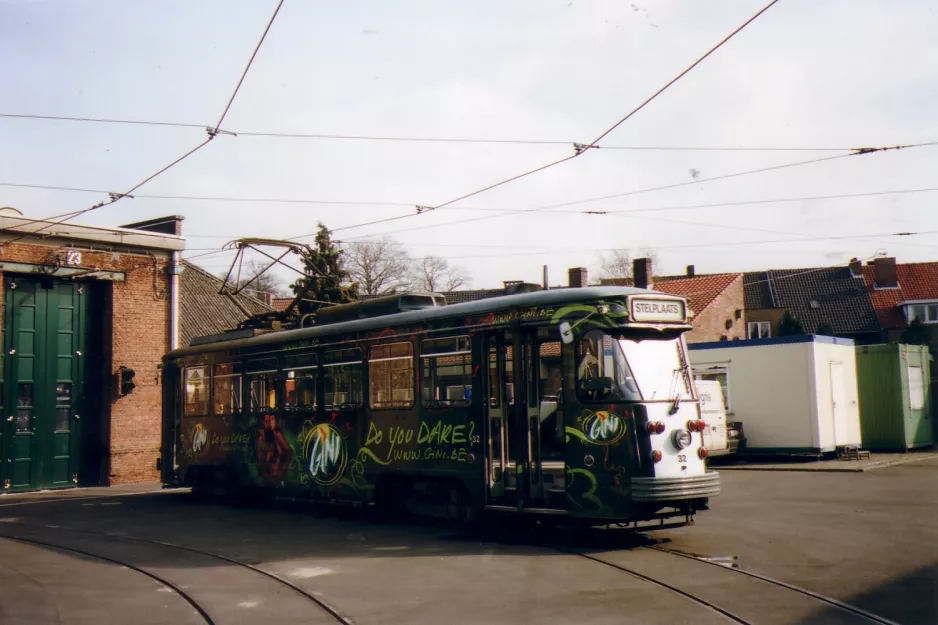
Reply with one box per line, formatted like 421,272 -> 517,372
672,429 -> 692,450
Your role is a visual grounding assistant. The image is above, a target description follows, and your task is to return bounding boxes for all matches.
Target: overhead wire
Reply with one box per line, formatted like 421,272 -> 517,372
437,229 -> 938,259
0,112 -> 865,152
0,0 -> 286,247
317,0 -> 782,238
341,145 -> 936,240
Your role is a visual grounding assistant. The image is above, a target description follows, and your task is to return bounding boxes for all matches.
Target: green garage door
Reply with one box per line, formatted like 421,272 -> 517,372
1,277 -> 88,492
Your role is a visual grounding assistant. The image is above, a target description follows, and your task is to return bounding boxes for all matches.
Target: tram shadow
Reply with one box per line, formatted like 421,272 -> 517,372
794,562 -> 938,625
0,490 -> 656,571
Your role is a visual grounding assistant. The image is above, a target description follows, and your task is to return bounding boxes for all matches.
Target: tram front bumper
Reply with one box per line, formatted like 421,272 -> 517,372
630,471 -> 720,502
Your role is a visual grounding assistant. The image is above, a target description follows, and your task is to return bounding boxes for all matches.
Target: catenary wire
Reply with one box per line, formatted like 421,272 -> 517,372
412,0 -> 781,217
0,0 -> 286,247
0,112 -> 868,152
5,182 -> 938,220
340,146 -> 932,240
437,229 -> 938,259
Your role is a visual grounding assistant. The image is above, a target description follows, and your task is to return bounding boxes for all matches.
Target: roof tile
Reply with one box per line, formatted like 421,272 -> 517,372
862,261 -> 938,329
181,261 -> 273,346
768,266 -> 879,334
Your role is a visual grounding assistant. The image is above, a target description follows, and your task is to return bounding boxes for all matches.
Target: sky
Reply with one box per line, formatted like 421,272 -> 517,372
2,0 -> 938,289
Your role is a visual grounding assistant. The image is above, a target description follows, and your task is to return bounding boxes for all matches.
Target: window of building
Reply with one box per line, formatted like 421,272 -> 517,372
747,321 -> 771,339
906,302 -> 938,324
369,342 -> 414,409
421,336 -> 472,407
213,363 -> 242,415
693,364 -> 730,412
284,353 -> 317,412
246,358 -> 278,412
323,348 -> 363,410
184,366 -> 210,417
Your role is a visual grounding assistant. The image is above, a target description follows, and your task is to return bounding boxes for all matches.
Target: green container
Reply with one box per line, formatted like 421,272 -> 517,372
855,344 -> 933,451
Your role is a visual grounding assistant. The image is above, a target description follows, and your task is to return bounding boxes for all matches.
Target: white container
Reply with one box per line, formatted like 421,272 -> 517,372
695,379 -> 729,455
688,335 -> 862,454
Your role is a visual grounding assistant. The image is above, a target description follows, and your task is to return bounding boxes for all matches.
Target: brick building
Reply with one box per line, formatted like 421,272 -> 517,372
0,210 -> 188,491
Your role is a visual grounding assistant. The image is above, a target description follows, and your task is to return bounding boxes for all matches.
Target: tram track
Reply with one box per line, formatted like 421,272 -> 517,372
549,525 -> 901,625
0,522 -> 353,625
567,549 -> 754,624
1,534 -> 216,625
645,544 -> 901,625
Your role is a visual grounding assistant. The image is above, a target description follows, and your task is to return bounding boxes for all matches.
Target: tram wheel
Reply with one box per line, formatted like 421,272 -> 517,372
445,483 -> 480,533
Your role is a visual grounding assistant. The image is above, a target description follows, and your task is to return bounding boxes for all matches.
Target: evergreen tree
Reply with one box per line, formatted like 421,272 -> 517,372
900,318 -> 930,345
777,310 -> 806,336
291,223 -> 358,315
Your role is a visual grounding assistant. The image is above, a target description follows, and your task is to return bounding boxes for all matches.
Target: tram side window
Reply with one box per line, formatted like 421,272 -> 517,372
184,366 -> 210,417
538,339 -> 564,460
323,348 -> 363,410
369,342 -> 414,409
284,353 -> 317,412
213,363 -> 242,415
575,330 -> 640,402
421,336 -> 472,407
487,337 -> 499,408
247,358 -> 278,412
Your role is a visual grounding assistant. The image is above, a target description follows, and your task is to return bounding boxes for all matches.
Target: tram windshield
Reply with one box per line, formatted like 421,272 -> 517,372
576,330 -> 692,403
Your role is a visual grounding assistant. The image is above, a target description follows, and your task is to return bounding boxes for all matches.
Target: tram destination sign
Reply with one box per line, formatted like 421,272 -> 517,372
629,297 -> 686,323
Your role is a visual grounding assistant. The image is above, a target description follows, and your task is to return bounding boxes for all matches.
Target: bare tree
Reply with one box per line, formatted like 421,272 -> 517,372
346,238 -> 412,296
222,259 -> 286,298
599,247 -> 658,278
411,255 -> 469,292
598,248 -> 659,280
598,249 -> 633,279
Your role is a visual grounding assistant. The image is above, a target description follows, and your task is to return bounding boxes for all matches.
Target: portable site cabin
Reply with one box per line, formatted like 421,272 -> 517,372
688,335 -> 862,455
855,343 -> 933,451
695,379 -> 729,456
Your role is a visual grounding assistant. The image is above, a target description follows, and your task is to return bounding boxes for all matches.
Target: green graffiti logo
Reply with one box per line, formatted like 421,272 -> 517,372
566,410 -> 626,446
304,423 -> 348,486
585,411 -> 625,445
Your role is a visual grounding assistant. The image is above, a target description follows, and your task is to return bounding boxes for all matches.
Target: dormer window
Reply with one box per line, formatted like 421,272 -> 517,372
902,300 -> 938,324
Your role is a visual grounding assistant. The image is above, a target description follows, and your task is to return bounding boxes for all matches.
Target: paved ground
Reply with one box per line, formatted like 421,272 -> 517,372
0,459 -> 936,625
712,449 -> 938,472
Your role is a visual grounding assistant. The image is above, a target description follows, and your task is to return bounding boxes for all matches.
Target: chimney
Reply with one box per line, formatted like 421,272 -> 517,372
686,264 -> 695,277
873,257 -> 898,289
542,265 -> 549,290
568,267 -> 588,288
633,257 -> 653,290
848,257 -> 863,278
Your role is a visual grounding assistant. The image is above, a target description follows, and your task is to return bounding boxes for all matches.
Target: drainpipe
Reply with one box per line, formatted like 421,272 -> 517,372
170,252 -> 182,349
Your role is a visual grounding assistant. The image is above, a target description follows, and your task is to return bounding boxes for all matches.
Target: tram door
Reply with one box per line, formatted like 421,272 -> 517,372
485,329 -> 558,509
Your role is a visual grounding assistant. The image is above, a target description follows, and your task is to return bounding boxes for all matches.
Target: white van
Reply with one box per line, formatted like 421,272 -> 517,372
694,380 -> 729,456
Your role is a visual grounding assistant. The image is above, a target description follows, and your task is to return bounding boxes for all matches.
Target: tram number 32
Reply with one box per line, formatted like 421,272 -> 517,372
677,454 -> 687,463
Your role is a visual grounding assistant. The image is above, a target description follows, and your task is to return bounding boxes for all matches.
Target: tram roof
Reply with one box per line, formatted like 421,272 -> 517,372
167,286 -> 669,358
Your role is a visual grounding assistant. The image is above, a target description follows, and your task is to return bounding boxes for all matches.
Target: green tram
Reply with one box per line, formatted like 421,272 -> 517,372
160,287 -> 720,527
